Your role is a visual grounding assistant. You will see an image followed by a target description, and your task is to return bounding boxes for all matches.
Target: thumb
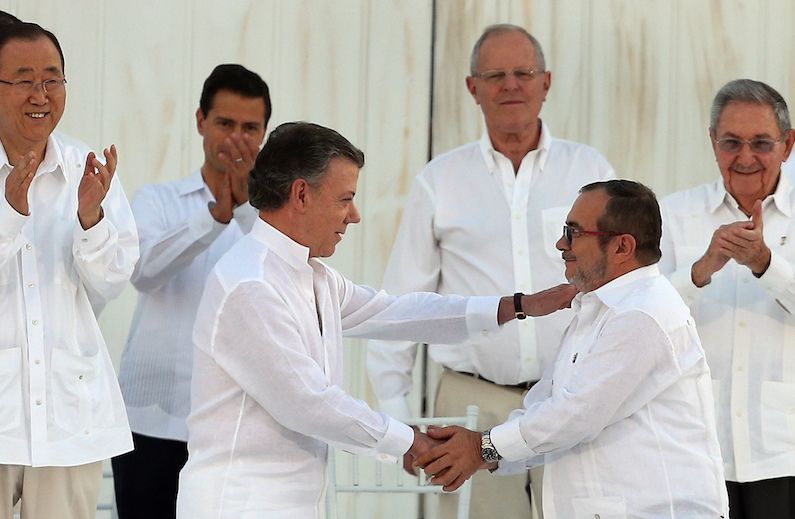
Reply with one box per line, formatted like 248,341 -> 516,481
751,199 -> 763,231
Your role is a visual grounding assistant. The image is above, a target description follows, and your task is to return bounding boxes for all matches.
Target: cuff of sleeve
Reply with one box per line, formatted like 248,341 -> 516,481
74,213 -> 111,249
757,250 -> 791,290
193,205 -> 226,245
373,416 -> 414,464
669,266 -> 703,306
490,417 -> 534,461
493,457 -> 530,476
465,296 -> 501,336
378,396 -> 412,422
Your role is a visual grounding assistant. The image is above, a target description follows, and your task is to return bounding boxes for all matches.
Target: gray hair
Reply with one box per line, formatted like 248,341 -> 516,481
710,79 -> 791,135
469,24 -> 546,75
248,122 -> 365,211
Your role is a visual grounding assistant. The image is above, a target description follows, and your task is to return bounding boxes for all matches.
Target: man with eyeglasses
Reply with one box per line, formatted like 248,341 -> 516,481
367,23 -> 613,518
415,179 -> 729,518
110,64 -> 270,519
660,79 -> 795,518
0,21 -> 138,519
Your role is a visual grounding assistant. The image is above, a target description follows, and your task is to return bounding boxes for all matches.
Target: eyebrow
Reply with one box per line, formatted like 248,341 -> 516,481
719,131 -> 777,139
15,65 -> 62,74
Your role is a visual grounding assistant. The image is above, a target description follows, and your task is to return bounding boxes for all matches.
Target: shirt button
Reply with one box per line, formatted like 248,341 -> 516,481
84,430 -> 90,435
31,319 -> 38,326
25,244 -> 32,250
481,330 -> 489,337
738,321 -> 747,328
78,375 -> 84,380
736,366 -> 744,372
27,283 -> 35,288
736,411 -> 744,418
33,359 -> 40,365
81,237 -> 88,243
35,399 -> 42,406
595,515 -> 601,519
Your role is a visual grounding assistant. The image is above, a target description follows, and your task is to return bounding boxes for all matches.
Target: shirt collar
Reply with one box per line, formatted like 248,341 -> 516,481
178,169 -> 209,196
0,133 -> 67,182
573,264 -> 661,310
250,217 -> 312,271
477,120 -> 552,174
707,173 -> 793,217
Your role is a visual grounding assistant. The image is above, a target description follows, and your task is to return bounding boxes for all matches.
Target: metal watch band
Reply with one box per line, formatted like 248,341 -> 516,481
513,292 -> 527,320
481,428 -> 502,463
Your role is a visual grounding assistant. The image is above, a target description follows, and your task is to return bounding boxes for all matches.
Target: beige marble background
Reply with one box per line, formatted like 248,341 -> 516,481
2,1 -> 795,517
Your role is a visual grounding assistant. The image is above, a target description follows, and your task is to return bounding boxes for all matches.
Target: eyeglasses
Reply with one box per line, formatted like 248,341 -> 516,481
562,225 -> 623,246
0,78 -> 67,95
472,67 -> 545,84
713,137 -> 782,154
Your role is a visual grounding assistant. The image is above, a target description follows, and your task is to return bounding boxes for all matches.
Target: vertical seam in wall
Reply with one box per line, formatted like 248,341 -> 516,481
584,0 -> 593,144
357,0 -> 372,280
668,0 -> 679,192
183,0 -> 195,176
97,0 -> 106,146
427,0 -> 437,161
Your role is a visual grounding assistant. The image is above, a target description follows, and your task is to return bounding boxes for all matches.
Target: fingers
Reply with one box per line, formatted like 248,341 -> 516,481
750,199 -> 763,230
219,134 -> 257,169
103,144 -> 118,179
425,425 -> 459,440
5,152 -> 38,215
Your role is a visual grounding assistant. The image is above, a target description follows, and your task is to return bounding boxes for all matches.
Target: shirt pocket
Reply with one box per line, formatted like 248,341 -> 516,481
541,206 -> 569,259
760,381 -> 795,453
50,348 -> 109,434
571,496 -> 627,519
0,347 -> 22,433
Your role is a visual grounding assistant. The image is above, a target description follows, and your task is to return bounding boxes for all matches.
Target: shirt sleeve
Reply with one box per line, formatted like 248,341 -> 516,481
755,248 -> 795,314
71,172 -> 139,309
366,175 -> 442,419
210,281 -> 414,461
130,184 -> 226,292
490,310 -> 682,461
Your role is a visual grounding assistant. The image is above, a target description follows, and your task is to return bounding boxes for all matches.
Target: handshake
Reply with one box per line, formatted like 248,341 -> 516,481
404,426 -> 497,492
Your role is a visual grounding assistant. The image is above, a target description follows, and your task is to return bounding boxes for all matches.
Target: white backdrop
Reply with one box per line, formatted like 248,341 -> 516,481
3,1 -> 795,517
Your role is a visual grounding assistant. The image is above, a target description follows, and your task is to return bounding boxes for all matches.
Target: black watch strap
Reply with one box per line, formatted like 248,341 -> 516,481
514,292 -> 527,320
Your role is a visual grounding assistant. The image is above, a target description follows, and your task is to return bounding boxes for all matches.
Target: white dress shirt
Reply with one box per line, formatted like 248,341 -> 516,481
176,218 -> 500,519
0,132 -> 138,467
491,265 -> 728,518
118,170 -> 257,441
367,123 -> 615,419
660,176 -> 795,482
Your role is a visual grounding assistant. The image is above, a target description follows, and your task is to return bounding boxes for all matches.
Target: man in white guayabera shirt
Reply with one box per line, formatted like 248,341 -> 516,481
367,23 -> 614,519
175,121 -> 577,519
416,180 -> 729,519
0,21 -> 138,519
113,65 -> 270,519
660,79 -> 795,519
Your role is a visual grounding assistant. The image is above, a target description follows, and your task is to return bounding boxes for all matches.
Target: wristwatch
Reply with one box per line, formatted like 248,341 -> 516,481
513,292 -> 527,320
481,428 -> 502,463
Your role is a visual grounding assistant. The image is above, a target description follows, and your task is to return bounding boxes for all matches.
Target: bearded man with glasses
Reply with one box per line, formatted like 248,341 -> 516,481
0,21 -> 138,519
660,79 -> 795,518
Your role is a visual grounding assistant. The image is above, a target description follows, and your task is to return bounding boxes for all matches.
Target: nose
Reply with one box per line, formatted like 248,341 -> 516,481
347,202 -> 361,224
501,71 -> 520,90
555,233 -> 569,252
28,84 -> 47,104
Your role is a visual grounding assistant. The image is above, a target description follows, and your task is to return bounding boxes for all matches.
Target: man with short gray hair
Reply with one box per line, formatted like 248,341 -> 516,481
367,23 -> 614,518
661,78 -> 795,518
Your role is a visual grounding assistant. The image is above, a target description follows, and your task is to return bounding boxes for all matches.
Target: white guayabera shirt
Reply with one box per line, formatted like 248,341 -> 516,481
661,176 -> 795,482
119,170 -> 258,441
176,219 -> 500,519
492,266 -> 729,519
0,132 -> 139,466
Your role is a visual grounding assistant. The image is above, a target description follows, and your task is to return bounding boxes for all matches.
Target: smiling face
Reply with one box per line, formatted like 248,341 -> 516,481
0,36 -> 65,159
303,157 -> 362,258
712,101 -> 795,212
556,190 -> 612,293
465,30 -> 550,140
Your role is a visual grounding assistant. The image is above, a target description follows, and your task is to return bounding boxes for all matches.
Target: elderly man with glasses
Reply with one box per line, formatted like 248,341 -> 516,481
660,79 -> 795,519
0,20 -> 138,519
415,179 -> 729,518
367,23 -> 613,518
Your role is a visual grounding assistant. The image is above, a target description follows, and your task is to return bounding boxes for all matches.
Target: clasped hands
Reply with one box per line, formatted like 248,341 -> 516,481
691,199 -> 771,287
405,426 -> 494,492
